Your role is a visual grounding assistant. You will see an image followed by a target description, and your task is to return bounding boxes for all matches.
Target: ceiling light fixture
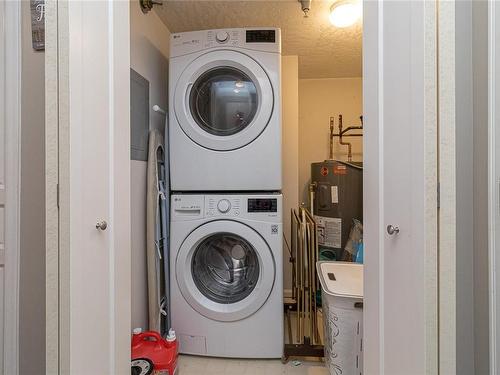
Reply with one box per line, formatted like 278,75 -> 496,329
298,0 -> 312,17
329,0 -> 362,28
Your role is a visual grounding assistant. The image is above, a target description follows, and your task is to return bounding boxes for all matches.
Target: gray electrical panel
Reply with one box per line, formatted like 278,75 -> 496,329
130,69 -> 150,161
311,160 -> 363,260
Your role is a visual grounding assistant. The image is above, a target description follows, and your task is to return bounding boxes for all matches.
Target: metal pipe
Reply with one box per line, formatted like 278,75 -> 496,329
329,117 -> 335,160
309,182 -> 316,216
330,115 -> 364,162
291,208 -> 322,346
291,210 -> 297,302
341,126 -> 363,134
338,114 -> 353,162
331,133 -> 363,137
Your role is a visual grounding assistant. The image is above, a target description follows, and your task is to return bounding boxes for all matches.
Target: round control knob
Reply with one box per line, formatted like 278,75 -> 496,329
216,31 -> 229,43
217,199 -> 231,213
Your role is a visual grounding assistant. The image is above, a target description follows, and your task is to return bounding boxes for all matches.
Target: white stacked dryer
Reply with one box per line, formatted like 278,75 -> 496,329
169,28 -> 282,191
168,28 -> 283,358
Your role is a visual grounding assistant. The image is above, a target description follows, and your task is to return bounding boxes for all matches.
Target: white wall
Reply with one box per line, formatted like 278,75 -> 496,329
281,56 -> 299,291
20,2 -> 45,373
130,1 -> 170,330
298,78 -> 363,204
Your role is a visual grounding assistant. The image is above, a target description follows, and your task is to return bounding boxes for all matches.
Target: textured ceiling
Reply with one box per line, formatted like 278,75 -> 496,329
154,1 -> 362,79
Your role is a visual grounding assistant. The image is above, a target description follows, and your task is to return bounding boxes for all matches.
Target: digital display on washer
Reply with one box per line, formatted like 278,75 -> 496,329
248,198 -> 277,213
246,30 -> 276,43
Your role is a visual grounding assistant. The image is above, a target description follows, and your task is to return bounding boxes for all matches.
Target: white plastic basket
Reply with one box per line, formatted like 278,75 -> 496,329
317,261 -> 363,375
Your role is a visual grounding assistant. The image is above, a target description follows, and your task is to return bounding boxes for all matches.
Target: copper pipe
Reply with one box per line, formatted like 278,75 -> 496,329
338,114 -> 353,162
330,114 -> 363,162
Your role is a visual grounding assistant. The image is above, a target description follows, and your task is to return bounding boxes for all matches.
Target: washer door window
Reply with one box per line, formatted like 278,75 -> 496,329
174,50 -> 274,151
176,221 -> 275,322
192,233 -> 259,304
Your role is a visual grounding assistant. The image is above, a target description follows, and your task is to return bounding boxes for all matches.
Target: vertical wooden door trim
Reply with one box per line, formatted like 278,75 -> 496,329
362,1 -> 383,371
437,1 -> 457,373
45,0 -> 59,372
57,1 -> 70,372
2,1 -> 21,373
424,2 -> 439,373
109,2 -> 131,371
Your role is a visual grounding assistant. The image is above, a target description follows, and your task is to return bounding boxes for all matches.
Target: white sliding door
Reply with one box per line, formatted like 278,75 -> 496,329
45,1 -> 131,373
364,1 -> 438,374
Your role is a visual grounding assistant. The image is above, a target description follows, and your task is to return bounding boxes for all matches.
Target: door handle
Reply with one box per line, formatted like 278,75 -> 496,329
96,220 -> 108,231
386,225 -> 400,235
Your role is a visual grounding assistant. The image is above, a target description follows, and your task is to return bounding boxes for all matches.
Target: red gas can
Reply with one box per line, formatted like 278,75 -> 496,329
131,328 -> 178,375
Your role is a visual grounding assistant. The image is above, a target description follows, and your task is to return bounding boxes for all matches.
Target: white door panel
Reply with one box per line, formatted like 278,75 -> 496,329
383,2 -> 425,372
68,3 -> 112,369
364,1 -> 437,374
47,1 -> 131,374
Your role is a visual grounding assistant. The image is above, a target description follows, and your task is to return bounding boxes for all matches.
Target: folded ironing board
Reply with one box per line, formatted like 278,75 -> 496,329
146,129 -> 170,335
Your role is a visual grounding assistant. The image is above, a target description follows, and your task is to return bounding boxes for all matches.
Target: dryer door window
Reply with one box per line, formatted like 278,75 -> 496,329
189,67 -> 258,137
176,220 -> 275,322
191,232 -> 259,304
174,50 -> 274,151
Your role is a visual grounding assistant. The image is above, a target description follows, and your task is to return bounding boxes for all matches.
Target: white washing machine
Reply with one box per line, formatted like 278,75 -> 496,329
170,193 -> 283,358
169,28 -> 282,191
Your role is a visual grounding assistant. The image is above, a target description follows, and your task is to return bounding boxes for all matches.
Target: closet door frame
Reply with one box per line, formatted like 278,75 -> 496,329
489,0 -> 500,372
43,0 -> 442,373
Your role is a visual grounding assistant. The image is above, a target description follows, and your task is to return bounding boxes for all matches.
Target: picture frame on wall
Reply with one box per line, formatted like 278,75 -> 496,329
30,0 -> 45,51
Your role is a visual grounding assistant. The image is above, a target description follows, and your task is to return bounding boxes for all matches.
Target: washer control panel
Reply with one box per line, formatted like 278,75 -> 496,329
171,194 -> 282,221
205,194 -> 281,221
170,28 -> 281,58
207,197 -> 241,217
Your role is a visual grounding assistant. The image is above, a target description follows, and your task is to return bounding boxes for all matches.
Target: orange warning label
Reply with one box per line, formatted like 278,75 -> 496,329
333,165 -> 347,175
320,167 -> 329,176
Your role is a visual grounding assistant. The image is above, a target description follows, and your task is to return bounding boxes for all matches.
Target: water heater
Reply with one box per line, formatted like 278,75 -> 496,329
311,160 -> 363,260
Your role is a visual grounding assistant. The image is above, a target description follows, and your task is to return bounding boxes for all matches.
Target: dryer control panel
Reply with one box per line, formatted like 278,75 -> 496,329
170,28 -> 281,58
171,194 -> 282,222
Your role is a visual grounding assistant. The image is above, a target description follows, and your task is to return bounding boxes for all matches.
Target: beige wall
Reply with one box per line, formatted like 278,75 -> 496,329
281,56 -> 299,291
298,78 -> 363,204
130,1 -> 170,330
20,1 -> 45,373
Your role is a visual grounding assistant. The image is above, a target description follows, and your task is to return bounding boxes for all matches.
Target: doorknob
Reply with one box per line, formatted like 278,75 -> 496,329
96,220 -> 108,231
386,225 -> 400,235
